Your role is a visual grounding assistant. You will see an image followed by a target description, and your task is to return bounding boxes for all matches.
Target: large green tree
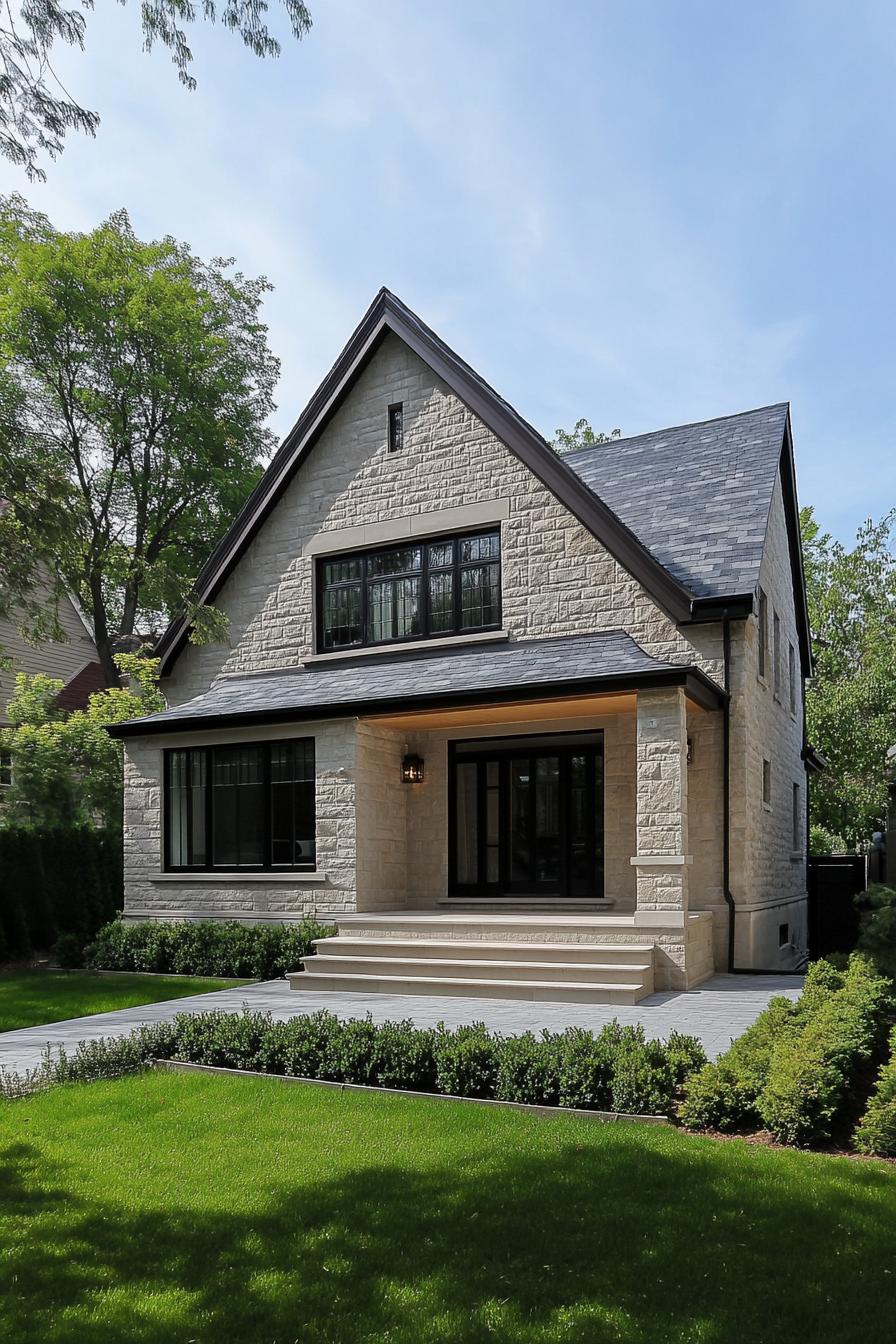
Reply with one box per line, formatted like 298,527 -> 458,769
1,0 -> 313,180
802,505 -> 896,846
552,419 -> 621,456
0,654 -> 164,830
0,196 -> 277,684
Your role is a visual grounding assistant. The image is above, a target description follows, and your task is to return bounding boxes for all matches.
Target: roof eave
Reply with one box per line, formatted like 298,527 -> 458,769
108,663 -> 725,739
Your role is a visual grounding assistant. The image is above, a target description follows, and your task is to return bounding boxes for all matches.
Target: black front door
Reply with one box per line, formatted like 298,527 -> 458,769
449,732 -> 604,899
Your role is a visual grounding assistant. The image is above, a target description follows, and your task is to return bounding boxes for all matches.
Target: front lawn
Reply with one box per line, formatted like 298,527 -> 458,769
0,970 -> 251,1033
1,1071 -> 893,1343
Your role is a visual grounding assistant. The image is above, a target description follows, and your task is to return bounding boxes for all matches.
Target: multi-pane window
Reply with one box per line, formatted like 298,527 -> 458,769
318,530 -> 502,651
165,740 -> 315,871
758,588 -> 768,678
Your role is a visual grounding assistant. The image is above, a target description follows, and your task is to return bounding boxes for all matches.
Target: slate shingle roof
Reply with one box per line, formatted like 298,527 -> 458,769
111,632 -> 704,736
564,403 -> 788,601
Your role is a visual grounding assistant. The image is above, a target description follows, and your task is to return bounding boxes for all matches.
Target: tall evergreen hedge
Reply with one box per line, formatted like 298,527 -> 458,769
0,824 -> 122,957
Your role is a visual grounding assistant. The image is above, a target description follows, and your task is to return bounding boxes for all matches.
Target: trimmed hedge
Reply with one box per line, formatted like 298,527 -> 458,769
678,959 -> 844,1133
0,824 -> 121,958
0,1008 -> 707,1116
853,1027 -> 896,1157
84,917 -> 336,981
679,955 -> 896,1148
759,955 -> 895,1147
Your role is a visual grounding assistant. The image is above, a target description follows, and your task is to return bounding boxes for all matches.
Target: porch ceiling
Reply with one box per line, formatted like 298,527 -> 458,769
109,631 -> 724,739
368,691 -> 638,730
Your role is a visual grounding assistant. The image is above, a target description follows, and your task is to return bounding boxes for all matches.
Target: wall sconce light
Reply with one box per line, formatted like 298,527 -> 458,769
401,753 -> 425,784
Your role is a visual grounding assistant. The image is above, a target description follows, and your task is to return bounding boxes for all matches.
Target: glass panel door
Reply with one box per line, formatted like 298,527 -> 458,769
450,733 -> 604,899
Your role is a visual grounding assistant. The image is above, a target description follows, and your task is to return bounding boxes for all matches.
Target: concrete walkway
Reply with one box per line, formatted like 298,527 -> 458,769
0,973 -> 803,1076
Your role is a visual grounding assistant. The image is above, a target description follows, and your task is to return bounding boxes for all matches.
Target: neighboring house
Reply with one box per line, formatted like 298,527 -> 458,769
0,550 -> 104,790
110,290 -> 814,1003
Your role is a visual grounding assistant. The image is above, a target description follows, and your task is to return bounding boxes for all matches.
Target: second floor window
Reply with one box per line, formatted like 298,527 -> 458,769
318,530 -> 502,651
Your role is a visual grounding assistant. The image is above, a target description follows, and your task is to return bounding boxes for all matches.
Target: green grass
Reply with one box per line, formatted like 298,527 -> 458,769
0,970 -> 252,1032
1,1072 -> 894,1344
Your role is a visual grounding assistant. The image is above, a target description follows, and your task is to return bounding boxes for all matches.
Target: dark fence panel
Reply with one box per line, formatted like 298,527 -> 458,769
807,854 -> 866,959
0,825 -> 123,958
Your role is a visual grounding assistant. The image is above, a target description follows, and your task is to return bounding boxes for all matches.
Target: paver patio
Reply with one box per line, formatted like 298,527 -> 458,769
0,972 -> 803,1076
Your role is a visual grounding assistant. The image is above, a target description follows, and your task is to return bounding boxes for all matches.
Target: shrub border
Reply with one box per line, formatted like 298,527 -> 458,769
153,1058 -> 671,1123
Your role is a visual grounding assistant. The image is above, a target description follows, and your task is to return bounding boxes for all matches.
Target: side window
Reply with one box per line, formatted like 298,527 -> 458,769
792,781 -> 801,851
773,611 -> 781,697
758,588 -> 768,678
762,758 -> 772,808
789,643 -> 797,716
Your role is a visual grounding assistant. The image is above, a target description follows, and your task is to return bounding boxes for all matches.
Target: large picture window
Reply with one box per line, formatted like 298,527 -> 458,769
318,529 -> 501,651
165,740 -> 315,871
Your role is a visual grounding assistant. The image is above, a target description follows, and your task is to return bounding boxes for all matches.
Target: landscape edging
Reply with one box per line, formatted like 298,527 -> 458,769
152,1059 -> 671,1124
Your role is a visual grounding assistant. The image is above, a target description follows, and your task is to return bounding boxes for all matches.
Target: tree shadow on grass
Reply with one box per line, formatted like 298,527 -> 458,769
1,1127 -> 894,1344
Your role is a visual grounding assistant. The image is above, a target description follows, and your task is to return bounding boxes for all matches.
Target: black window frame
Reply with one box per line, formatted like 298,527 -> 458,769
163,739 -> 316,873
388,402 -> 404,453
316,528 -> 502,653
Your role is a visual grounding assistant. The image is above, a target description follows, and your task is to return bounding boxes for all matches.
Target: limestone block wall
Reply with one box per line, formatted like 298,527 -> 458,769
633,687 -> 689,919
354,722 -> 408,911
121,719 -> 358,924
686,702 -> 725,963
163,332 -> 725,708
728,473 -> 807,968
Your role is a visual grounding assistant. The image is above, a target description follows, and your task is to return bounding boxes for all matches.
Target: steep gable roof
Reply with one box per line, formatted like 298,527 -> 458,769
564,404 -> 788,602
156,289 -> 695,675
155,289 -> 810,677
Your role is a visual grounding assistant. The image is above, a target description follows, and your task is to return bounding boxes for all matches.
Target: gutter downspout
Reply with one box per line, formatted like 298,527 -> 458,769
722,617 -> 737,972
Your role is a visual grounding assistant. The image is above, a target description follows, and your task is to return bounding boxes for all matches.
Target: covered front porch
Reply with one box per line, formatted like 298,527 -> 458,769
302,676 -> 724,998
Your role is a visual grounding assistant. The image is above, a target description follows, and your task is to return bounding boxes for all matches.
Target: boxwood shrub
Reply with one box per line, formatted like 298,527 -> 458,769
853,1026 -> 896,1157
759,955 -> 895,1147
678,959 -> 847,1133
84,917 -> 334,980
0,1009 -> 706,1116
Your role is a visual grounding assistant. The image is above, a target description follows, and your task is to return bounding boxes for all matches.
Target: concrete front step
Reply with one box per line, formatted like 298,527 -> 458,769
290,970 -> 650,1005
304,954 -> 653,986
313,936 -> 655,964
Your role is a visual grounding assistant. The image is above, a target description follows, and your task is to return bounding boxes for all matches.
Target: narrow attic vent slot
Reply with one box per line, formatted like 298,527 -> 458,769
388,403 -> 404,453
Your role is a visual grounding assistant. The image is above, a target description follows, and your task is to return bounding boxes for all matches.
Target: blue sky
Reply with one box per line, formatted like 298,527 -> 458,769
1,0 -> 894,543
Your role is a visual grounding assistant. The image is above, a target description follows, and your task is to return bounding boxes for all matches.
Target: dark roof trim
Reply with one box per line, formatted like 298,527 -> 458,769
155,288 -> 695,677
687,593 -> 756,623
802,744 -> 827,774
109,664 -> 725,739
778,412 -> 813,676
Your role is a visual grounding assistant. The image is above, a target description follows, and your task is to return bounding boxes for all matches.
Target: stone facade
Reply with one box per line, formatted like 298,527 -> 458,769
120,328 -> 806,979
164,333 -> 724,706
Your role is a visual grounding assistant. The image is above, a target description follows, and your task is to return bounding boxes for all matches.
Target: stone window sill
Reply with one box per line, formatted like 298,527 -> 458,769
149,872 -> 329,884
789,851 -> 804,862
304,629 -> 510,665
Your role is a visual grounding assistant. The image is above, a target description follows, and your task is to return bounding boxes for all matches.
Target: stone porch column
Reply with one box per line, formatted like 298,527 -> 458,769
631,686 -> 690,929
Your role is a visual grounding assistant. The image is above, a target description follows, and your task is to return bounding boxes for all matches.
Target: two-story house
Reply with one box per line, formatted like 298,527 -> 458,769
110,290 -> 813,1003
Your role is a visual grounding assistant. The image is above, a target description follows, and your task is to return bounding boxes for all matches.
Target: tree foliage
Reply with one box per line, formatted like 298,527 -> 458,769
802,505 -> 896,845
0,653 -> 163,830
0,195 -> 277,682
552,418 -> 621,456
1,0 -> 313,180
